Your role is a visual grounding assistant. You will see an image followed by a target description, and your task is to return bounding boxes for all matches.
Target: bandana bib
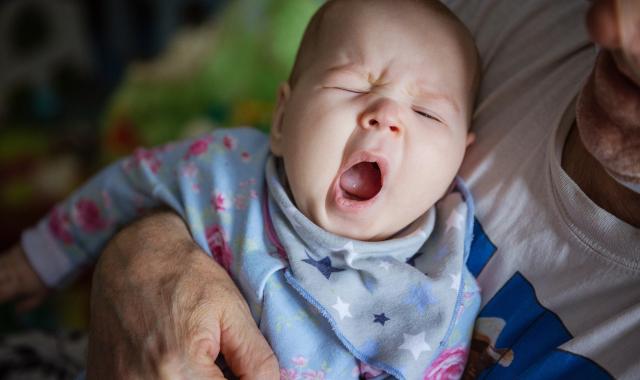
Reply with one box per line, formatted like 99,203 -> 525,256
265,158 -> 476,380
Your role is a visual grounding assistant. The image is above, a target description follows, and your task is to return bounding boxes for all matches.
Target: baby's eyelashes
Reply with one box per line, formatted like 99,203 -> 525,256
324,83 -> 447,125
412,107 -> 443,124
328,86 -> 369,94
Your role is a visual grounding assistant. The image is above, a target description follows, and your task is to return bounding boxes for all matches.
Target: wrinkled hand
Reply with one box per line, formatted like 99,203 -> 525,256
86,211 -> 279,380
0,244 -> 48,312
577,0 -> 640,185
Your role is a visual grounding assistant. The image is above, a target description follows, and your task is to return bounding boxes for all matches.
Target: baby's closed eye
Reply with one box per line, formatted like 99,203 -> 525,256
412,107 -> 443,123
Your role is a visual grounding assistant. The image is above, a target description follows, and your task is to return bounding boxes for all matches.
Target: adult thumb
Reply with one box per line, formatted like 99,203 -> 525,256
158,349 -> 227,380
217,308 -> 279,380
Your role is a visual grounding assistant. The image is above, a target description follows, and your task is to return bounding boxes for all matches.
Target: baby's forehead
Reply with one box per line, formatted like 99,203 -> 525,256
291,0 -> 479,110
316,7 -> 470,68
309,1 -> 473,62
316,1 -> 442,41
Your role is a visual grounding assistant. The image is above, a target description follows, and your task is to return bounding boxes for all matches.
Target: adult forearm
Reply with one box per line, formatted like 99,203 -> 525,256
86,211 -> 278,379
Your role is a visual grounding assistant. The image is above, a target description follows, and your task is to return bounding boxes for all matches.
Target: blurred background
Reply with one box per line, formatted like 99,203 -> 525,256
0,0 -> 320,348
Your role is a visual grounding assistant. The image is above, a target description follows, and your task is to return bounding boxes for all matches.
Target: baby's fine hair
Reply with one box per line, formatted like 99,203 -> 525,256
288,0 -> 481,101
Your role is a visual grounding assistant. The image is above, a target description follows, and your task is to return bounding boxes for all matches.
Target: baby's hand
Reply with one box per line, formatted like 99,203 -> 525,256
0,244 -> 48,311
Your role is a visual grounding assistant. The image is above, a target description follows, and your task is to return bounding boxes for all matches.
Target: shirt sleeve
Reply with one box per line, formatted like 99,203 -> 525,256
21,133 -> 215,287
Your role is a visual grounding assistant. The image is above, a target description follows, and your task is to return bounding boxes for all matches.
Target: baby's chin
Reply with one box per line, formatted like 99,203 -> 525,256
315,214 -> 396,242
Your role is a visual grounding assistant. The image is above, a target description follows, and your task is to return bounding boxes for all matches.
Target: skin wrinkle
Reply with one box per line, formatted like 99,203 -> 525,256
86,211 -> 279,379
290,0 -> 480,97
323,65 -> 460,123
563,123 -> 640,227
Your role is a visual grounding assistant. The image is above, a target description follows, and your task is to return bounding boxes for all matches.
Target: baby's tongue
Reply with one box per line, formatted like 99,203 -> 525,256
339,162 -> 382,200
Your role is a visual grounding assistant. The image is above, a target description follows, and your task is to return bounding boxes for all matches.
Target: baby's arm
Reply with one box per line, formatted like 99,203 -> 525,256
0,133 -> 216,306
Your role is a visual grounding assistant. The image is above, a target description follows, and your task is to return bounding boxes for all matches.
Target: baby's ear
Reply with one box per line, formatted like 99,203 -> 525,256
270,82 -> 291,156
465,132 -> 476,148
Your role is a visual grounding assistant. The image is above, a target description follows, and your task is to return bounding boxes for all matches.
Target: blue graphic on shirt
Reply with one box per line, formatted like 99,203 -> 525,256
467,218 -> 496,277
464,221 -> 612,379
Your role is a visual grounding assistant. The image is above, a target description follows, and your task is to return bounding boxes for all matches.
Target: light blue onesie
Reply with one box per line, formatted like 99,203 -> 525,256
23,128 -> 481,380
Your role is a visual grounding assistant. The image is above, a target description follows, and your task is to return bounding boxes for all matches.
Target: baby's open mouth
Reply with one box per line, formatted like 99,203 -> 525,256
339,161 -> 383,201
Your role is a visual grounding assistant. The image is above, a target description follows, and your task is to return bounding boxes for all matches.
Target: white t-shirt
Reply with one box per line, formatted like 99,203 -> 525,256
445,0 -> 640,378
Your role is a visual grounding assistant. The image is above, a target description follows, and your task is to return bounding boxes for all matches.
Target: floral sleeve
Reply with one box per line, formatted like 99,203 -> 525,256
21,133 -> 218,287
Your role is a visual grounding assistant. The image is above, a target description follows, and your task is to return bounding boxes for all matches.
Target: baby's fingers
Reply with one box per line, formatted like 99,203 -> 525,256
0,252 -> 22,303
0,244 -> 48,306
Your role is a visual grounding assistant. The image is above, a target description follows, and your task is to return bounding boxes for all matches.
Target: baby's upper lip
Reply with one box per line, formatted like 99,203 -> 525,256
337,150 -> 389,187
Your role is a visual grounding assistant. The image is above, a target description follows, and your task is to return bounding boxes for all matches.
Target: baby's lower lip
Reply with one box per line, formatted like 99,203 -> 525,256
331,181 -> 381,212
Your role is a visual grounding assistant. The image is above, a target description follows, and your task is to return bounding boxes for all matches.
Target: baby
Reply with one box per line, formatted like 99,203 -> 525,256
1,0 -> 481,379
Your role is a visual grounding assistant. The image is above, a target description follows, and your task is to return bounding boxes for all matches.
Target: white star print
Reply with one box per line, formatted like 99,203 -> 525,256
332,296 -> 352,320
340,241 -> 357,266
378,261 -> 391,271
449,272 -> 461,290
398,332 -> 432,360
446,209 -> 465,233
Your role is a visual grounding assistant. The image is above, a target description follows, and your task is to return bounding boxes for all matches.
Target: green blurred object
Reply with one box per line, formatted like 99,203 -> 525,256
102,0 -> 322,162
0,129 -> 49,161
1,0 -> 322,335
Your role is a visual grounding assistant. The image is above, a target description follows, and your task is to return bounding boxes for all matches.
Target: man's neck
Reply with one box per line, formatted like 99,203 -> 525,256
562,123 -> 640,228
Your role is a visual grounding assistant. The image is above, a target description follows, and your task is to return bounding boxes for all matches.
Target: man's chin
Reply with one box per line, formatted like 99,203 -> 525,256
576,51 -> 640,181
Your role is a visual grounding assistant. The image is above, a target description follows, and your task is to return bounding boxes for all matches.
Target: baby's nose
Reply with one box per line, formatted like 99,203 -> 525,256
360,99 -> 402,134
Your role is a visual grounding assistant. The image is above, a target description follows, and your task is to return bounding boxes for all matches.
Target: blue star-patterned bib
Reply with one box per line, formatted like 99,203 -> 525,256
266,158 -> 477,380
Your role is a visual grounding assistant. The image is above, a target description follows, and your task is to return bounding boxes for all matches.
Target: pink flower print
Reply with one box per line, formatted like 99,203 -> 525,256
291,356 -> 308,368
280,368 -> 298,380
358,362 -> 383,379
423,347 -> 468,380
192,183 -> 201,193
183,162 -> 199,178
302,370 -> 325,380
223,135 -> 237,151
249,189 -> 258,199
184,137 -> 212,160
241,151 -> 251,162
211,192 -> 226,211
74,199 -> 108,233
48,207 -> 73,244
127,148 -> 162,174
205,224 -> 233,272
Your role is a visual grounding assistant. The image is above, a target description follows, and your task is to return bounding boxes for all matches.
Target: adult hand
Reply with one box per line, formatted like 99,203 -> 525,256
86,211 -> 279,379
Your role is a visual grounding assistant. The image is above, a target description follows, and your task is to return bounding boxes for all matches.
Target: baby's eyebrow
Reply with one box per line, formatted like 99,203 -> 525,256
325,64 -> 369,79
412,86 -> 460,114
